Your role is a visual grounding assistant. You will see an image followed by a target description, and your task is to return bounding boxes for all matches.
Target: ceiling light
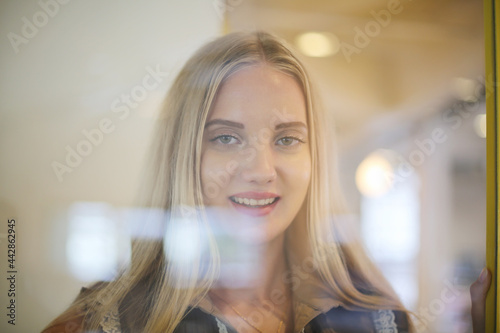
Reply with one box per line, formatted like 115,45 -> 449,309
295,32 -> 339,57
356,150 -> 395,197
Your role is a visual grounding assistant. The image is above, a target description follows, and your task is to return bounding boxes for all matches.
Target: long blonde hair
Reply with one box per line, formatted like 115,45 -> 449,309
46,31 -> 412,332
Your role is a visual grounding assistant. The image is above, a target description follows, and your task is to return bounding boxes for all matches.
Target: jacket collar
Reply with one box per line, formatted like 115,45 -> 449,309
193,274 -> 344,332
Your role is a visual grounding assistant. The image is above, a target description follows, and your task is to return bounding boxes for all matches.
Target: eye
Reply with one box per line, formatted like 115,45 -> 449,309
212,135 -> 239,145
277,136 -> 304,146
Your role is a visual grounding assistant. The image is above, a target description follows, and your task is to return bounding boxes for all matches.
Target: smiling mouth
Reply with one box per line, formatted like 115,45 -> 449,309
229,196 -> 280,208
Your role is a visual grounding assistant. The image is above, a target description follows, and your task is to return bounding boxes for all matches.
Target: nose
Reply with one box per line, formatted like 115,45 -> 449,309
240,146 -> 277,184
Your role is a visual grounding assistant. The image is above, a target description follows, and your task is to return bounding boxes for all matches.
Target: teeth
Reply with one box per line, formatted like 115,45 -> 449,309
231,196 -> 277,207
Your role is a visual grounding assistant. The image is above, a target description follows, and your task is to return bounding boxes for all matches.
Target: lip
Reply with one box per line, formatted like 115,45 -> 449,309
230,191 -> 279,200
229,191 -> 280,217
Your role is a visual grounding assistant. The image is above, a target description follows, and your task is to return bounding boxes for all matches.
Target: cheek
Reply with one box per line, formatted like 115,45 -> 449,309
285,154 -> 311,192
200,151 -> 233,202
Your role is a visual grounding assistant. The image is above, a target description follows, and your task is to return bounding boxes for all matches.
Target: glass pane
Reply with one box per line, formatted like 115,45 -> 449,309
0,1 -> 491,332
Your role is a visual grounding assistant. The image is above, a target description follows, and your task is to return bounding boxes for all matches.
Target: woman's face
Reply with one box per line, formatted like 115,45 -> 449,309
201,64 -> 311,244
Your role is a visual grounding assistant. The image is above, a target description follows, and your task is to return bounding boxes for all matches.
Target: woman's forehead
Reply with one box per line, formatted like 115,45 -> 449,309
207,65 -> 307,125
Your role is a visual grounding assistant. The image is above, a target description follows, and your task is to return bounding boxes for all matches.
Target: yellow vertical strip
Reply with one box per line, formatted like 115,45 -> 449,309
485,0 -> 498,331
497,0 -> 500,328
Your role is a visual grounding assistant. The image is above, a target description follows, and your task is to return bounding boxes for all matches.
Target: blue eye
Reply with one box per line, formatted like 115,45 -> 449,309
212,135 -> 239,145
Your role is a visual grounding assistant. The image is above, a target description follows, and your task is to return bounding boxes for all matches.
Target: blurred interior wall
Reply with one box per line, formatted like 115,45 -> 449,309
0,1 -> 221,331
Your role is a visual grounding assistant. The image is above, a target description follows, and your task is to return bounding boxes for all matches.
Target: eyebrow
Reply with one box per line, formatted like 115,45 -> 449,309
204,119 -> 244,129
275,121 -> 307,130
204,119 -> 307,131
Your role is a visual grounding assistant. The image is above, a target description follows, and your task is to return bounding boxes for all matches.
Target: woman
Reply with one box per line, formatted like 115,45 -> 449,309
42,31 -> 486,333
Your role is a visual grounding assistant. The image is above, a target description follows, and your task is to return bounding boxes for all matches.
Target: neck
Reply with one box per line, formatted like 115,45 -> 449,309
212,233 -> 290,305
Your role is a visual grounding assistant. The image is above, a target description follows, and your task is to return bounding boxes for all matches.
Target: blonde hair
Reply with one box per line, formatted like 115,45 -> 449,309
45,31 -> 413,332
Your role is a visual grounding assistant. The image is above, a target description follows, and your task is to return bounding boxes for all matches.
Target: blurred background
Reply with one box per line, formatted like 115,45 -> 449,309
0,0 -> 485,332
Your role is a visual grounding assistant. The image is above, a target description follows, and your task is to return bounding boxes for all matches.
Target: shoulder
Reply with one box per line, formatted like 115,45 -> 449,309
41,283 -> 110,333
305,306 -> 409,333
41,313 -> 86,333
41,287 -> 89,333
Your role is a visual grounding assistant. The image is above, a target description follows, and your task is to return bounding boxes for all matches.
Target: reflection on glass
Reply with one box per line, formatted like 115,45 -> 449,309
361,172 -> 420,308
66,202 -> 124,282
